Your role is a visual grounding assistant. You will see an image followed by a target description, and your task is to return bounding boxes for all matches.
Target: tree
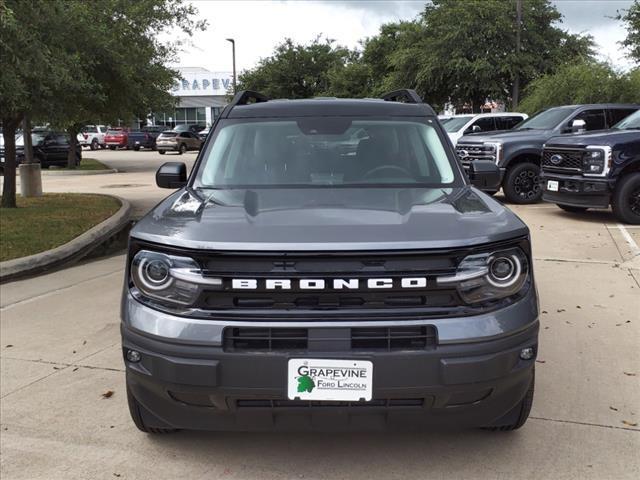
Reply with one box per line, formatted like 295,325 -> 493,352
0,0 -> 205,207
518,61 -> 640,114
238,37 -> 352,98
408,0 -> 595,111
619,0 -> 640,63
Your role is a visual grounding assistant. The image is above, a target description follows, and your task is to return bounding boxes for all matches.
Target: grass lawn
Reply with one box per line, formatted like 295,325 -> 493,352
50,158 -> 109,171
0,193 -> 121,262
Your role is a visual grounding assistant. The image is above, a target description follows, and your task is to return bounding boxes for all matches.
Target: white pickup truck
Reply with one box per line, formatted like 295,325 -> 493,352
77,125 -> 108,150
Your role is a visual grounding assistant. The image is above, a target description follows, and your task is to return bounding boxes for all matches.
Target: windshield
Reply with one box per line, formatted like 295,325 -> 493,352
614,110 -> 640,129
106,130 -> 122,135
515,107 -> 575,130
194,117 -> 459,189
443,116 -> 474,132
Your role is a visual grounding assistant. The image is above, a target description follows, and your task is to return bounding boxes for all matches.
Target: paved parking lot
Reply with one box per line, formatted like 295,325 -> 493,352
1,150 -> 639,479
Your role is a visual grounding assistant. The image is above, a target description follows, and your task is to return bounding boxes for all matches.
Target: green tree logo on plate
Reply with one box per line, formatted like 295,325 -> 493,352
297,374 -> 315,393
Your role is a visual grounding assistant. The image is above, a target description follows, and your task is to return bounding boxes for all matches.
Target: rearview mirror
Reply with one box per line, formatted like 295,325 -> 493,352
468,160 -> 501,190
156,162 -> 187,189
570,119 -> 586,134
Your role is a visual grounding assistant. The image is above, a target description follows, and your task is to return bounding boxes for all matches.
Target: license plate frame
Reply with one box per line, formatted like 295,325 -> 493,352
547,180 -> 559,192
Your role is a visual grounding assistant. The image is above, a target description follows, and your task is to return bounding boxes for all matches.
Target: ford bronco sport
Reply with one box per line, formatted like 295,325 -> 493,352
122,90 -> 539,433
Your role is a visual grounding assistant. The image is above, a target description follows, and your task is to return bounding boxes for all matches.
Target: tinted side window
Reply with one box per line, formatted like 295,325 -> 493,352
495,116 -> 524,130
608,108 -> 636,127
468,117 -> 495,133
179,132 -> 189,138
573,109 -> 606,131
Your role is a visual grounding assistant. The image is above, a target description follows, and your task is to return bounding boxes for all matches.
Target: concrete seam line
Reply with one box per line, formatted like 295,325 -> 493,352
0,195 -> 131,283
617,223 -> 640,257
530,416 -> 639,432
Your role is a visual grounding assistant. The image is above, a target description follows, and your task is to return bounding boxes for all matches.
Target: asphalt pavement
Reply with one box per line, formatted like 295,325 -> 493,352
1,149 -> 639,479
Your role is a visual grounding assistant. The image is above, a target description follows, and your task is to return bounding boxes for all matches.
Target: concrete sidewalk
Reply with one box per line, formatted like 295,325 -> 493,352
1,169 -> 639,479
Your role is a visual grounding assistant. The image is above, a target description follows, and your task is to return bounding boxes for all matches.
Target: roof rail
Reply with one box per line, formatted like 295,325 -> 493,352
381,89 -> 423,104
228,90 -> 269,108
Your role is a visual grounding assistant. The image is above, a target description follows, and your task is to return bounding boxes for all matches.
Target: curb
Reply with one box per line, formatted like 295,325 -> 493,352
42,168 -> 118,176
0,195 -> 131,283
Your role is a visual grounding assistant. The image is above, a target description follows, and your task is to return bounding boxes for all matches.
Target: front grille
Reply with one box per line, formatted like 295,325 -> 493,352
223,326 -> 437,352
236,398 -> 425,408
542,148 -> 584,172
456,143 -> 496,164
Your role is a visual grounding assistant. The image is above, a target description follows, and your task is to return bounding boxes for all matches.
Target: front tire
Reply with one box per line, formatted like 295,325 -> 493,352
503,163 -> 542,204
109,145 -> 116,150
485,368 -> 535,431
159,150 -> 166,155
178,143 -> 186,155
90,138 -> 99,151
557,204 -> 588,214
133,146 -> 140,151
612,172 -> 640,225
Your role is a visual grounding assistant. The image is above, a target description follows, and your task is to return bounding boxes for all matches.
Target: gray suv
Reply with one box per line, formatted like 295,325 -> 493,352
122,90 -> 539,433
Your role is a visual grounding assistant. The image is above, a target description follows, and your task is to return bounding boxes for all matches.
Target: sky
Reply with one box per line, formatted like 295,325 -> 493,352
171,0 -> 636,74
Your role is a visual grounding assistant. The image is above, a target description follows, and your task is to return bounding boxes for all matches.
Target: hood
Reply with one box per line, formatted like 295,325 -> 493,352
131,186 -> 528,251
457,129 -> 552,144
545,129 -> 640,148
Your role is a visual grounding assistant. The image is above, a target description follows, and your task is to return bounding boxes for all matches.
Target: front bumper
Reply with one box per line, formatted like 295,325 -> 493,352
156,143 -> 178,151
122,291 -> 539,431
541,172 -> 612,209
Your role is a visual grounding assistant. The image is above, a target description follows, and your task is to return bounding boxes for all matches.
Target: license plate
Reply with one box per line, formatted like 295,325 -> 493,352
547,180 -> 559,192
135,141 -> 140,145
287,358 -> 373,401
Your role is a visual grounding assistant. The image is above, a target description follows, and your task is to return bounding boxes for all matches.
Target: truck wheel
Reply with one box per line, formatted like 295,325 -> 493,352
178,143 -> 186,155
127,384 -> 178,434
557,204 -> 588,213
503,163 -> 542,204
90,138 -> 99,151
159,150 -> 166,155
100,143 -> 107,149
109,145 -> 116,150
485,368 -> 535,431
133,146 -> 140,151
612,172 -> 640,225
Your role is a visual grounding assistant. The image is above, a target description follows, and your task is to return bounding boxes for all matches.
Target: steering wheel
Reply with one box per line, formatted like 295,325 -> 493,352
363,165 -> 413,179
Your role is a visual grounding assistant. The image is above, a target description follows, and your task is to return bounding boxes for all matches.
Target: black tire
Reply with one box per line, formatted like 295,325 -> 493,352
178,143 -> 186,155
90,138 -> 99,151
484,190 -> 499,196
100,143 -> 107,149
127,384 -> 178,434
485,368 -> 535,431
557,204 -> 588,213
133,146 -> 140,151
109,145 -> 116,150
159,150 -> 166,155
612,172 -> 640,225
503,163 -> 542,204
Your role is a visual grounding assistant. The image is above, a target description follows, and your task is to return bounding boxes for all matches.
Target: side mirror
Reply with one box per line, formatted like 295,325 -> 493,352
156,162 -> 187,189
570,119 -> 586,134
471,125 -> 482,133
468,160 -> 501,190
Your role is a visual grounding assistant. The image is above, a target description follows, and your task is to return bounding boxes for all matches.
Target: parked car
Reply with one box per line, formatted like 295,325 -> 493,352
127,127 -> 164,151
0,129 -> 82,169
198,127 -> 210,141
443,113 -> 528,146
78,125 -> 108,150
122,89 -> 539,433
156,130 -> 202,154
105,128 -> 129,149
541,109 -> 640,224
456,104 -> 639,203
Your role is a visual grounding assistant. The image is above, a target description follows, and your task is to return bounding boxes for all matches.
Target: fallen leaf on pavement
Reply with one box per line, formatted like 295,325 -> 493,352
102,390 -> 114,399
542,310 -> 548,314
576,305 -> 581,309
536,360 -> 546,364
622,420 -> 638,427
5,345 -> 13,348
557,309 -> 565,313
623,372 -> 637,376
609,406 -> 619,411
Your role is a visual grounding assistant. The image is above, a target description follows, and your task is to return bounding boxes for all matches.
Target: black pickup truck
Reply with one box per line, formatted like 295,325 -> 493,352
541,110 -> 640,224
456,104 -> 638,204
127,126 -> 164,151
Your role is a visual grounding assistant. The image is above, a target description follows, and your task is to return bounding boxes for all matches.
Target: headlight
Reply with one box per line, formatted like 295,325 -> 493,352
130,250 -> 221,307
437,247 -> 529,304
483,142 -> 502,164
583,147 -> 609,175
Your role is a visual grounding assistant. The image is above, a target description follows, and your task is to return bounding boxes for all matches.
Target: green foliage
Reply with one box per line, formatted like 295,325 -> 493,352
519,62 -> 640,114
238,37 -> 352,98
619,0 -> 640,63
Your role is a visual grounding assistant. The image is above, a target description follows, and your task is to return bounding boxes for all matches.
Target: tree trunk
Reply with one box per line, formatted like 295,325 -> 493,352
67,125 -> 79,169
512,0 -> 522,110
22,116 -> 34,164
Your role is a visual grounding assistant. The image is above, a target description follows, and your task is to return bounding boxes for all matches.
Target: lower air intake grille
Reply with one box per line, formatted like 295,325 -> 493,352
236,398 -> 425,408
223,326 -> 437,352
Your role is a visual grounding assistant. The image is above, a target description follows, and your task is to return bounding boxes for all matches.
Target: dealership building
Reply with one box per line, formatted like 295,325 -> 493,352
150,67 -> 233,128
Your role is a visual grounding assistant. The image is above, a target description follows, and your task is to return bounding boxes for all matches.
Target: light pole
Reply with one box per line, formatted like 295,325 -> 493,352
226,38 -> 236,93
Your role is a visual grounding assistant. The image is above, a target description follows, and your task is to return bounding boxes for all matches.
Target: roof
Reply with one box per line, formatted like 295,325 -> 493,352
227,98 -> 437,118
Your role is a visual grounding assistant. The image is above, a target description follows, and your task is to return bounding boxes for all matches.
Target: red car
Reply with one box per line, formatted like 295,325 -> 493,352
105,128 -> 130,150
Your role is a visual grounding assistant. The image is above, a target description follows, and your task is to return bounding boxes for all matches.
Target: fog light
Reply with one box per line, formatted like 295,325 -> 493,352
126,349 -> 141,363
520,347 -> 535,360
